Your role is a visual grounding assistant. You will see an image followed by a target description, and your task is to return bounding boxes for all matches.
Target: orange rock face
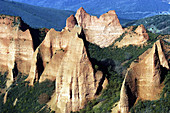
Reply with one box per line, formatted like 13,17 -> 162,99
118,40 -> 169,113
115,24 -> 149,48
73,7 -> 124,48
26,26 -> 105,113
0,15 -> 34,87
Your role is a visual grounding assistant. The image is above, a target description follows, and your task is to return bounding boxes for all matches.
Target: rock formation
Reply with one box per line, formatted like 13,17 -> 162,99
0,15 -> 34,87
65,15 -> 78,31
114,25 -> 149,48
26,26 -> 106,112
70,7 -> 124,48
118,39 -> 169,113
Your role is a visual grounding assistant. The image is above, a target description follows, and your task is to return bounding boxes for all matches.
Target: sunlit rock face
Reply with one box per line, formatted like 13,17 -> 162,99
118,40 -> 169,113
0,15 -> 34,87
72,7 -> 124,48
114,24 -> 149,48
26,26 -> 106,113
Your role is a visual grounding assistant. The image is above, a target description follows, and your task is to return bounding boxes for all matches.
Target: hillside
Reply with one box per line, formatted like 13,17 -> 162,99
0,5 -> 169,113
0,0 -> 132,30
123,15 -> 170,34
8,0 -> 170,19
0,0 -> 75,30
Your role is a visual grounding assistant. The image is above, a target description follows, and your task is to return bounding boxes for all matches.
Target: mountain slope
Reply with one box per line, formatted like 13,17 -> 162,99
8,0 -> 170,19
0,0 -> 75,30
123,15 -> 170,34
0,0 -> 132,30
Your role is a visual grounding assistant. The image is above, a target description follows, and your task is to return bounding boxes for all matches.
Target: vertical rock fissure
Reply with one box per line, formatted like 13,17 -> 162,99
50,41 -> 53,58
95,75 -> 105,95
36,52 -> 44,81
77,77 -> 80,99
12,62 -> 18,80
154,45 -> 160,76
70,77 -> 73,99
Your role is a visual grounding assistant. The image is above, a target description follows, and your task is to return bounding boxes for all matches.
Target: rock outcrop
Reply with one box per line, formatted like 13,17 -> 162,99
26,26 -> 105,113
71,7 -> 124,48
114,25 -> 149,48
65,15 -> 78,31
0,15 -> 34,87
118,40 -> 169,113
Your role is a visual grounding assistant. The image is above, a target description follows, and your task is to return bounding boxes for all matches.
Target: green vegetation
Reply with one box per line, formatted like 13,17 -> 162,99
112,31 -> 127,45
29,27 -> 48,49
74,43 -> 154,112
87,31 -> 159,69
132,25 -> 138,31
130,70 -> 170,113
74,69 -> 123,113
39,28 -> 49,42
72,31 -> 160,112
0,72 -> 8,89
12,17 -> 20,27
123,15 -> 170,34
0,20 -> 167,113
0,74 -> 55,113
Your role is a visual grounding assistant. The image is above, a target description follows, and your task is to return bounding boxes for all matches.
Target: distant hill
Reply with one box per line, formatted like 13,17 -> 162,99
123,15 -> 170,34
8,0 -> 170,19
0,0 -> 133,30
0,0 -> 75,30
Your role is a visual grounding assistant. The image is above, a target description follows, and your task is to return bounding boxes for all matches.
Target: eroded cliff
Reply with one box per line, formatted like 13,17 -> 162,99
0,9 -> 169,113
0,15 -> 34,87
114,24 -> 149,48
118,39 -> 169,113
26,26 -> 106,112
67,7 -> 124,48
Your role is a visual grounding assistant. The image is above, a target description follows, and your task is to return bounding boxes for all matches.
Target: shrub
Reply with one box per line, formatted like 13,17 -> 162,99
38,93 -> 50,104
0,73 -> 55,113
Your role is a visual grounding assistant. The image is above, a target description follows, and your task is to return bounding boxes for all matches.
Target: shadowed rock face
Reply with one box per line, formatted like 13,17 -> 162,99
66,15 -> 78,31
73,7 -> 124,48
26,26 -> 106,113
0,15 -> 34,87
115,24 -> 149,48
118,40 -> 169,113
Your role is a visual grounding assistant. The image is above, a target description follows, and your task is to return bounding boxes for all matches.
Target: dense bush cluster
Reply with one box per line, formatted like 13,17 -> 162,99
0,74 -> 55,113
0,72 -> 8,89
87,31 -> 159,69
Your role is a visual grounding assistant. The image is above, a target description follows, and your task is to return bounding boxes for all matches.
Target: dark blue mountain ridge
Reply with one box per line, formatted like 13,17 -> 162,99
0,0 -> 75,30
7,0 -> 170,19
0,0 -> 133,30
